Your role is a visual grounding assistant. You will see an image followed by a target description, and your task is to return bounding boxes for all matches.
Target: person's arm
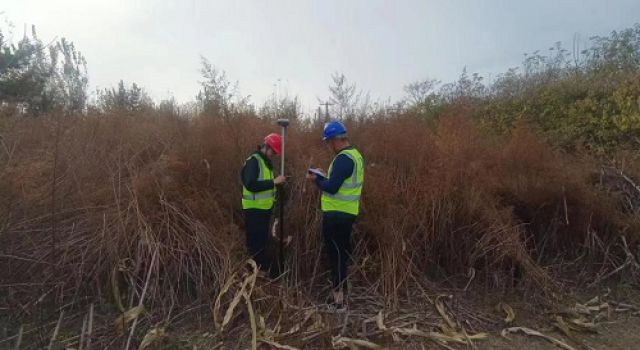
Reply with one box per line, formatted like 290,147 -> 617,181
241,157 -> 274,192
314,154 -> 354,194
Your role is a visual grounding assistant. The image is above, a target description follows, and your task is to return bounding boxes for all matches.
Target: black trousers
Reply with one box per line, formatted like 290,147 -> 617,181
244,209 -> 272,271
322,214 -> 355,291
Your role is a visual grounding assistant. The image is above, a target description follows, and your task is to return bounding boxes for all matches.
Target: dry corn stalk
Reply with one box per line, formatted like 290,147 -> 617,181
501,326 -> 577,350
261,308 -> 319,341
434,296 -> 457,329
47,311 -> 64,350
213,259 -> 259,332
496,302 -> 516,324
260,339 -> 300,350
220,259 -> 298,350
376,311 -> 487,346
124,248 -> 158,350
242,289 -> 258,350
553,316 -> 573,337
331,336 -> 384,349
114,306 -> 144,335
138,327 -> 166,350
557,316 -> 598,333
111,266 -> 126,313
111,258 -> 135,313
573,301 -> 610,316
552,316 -> 597,350
212,269 -> 241,330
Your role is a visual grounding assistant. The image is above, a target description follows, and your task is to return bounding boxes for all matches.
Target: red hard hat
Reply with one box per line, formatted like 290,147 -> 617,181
264,133 -> 282,155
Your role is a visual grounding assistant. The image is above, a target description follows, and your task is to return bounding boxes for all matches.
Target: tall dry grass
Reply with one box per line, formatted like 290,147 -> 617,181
0,109 -> 637,313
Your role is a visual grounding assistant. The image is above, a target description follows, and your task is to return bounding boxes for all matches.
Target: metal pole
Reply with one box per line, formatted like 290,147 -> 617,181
280,125 -> 285,175
276,119 -> 289,273
279,125 -> 285,271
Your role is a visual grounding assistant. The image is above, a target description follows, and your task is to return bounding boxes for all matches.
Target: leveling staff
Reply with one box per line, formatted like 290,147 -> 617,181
306,120 -> 364,312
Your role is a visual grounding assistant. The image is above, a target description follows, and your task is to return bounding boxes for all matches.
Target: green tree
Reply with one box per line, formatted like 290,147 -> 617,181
477,24 -> 640,153
326,72 -> 367,120
0,24 -> 87,114
97,80 -> 153,112
196,57 -> 253,116
196,57 -> 233,115
54,38 -> 88,113
403,78 -> 442,118
258,94 -> 300,122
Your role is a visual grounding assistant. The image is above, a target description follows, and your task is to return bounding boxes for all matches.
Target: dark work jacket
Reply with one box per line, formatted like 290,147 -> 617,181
241,151 -> 275,213
314,146 -> 358,221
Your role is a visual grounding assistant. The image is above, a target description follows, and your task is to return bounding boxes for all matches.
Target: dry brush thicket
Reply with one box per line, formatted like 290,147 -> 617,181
0,110 -> 639,346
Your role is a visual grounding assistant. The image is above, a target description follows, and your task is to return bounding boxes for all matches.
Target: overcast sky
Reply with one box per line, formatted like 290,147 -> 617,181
3,0 -> 639,111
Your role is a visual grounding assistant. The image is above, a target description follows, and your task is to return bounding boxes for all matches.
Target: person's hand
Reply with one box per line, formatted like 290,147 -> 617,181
274,175 -> 286,185
305,173 -> 316,181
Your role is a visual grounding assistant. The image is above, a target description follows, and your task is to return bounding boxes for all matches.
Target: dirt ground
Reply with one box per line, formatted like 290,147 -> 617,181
2,283 -> 639,349
479,315 -> 640,350
477,285 -> 640,350
379,284 -> 640,350
168,283 -> 640,350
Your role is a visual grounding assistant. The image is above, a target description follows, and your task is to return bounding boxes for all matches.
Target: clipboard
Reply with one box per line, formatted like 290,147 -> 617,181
307,168 -> 327,178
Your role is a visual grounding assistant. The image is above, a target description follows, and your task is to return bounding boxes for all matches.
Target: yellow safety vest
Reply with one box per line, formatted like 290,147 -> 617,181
321,148 -> 364,216
242,154 -> 275,210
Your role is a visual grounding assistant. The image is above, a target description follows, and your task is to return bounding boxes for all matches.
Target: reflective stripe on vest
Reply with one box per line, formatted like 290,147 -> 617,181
242,154 -> 275,210
242,192 -> 275,200
323,193 -> 361,201
321,148 -> 364,215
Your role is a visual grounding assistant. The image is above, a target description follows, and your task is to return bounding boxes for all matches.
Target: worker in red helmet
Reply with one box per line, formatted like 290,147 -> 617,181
241,133 -> 286,275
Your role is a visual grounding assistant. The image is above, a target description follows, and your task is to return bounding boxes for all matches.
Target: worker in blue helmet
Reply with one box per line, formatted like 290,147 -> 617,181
306,120 -> 365,312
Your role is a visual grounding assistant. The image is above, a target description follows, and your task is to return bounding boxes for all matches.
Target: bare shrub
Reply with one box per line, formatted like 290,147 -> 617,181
0,109 -> 636,310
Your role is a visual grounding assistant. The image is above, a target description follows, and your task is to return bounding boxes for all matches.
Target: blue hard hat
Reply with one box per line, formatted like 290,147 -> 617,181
323,120 -> 347,141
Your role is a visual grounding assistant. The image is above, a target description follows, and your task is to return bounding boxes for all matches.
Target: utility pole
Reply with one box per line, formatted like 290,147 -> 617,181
386,107 -> 400,116
319,101 -> 334,122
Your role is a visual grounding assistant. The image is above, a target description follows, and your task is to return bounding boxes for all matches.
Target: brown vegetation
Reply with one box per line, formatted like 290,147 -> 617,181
0,109 -> 638,348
